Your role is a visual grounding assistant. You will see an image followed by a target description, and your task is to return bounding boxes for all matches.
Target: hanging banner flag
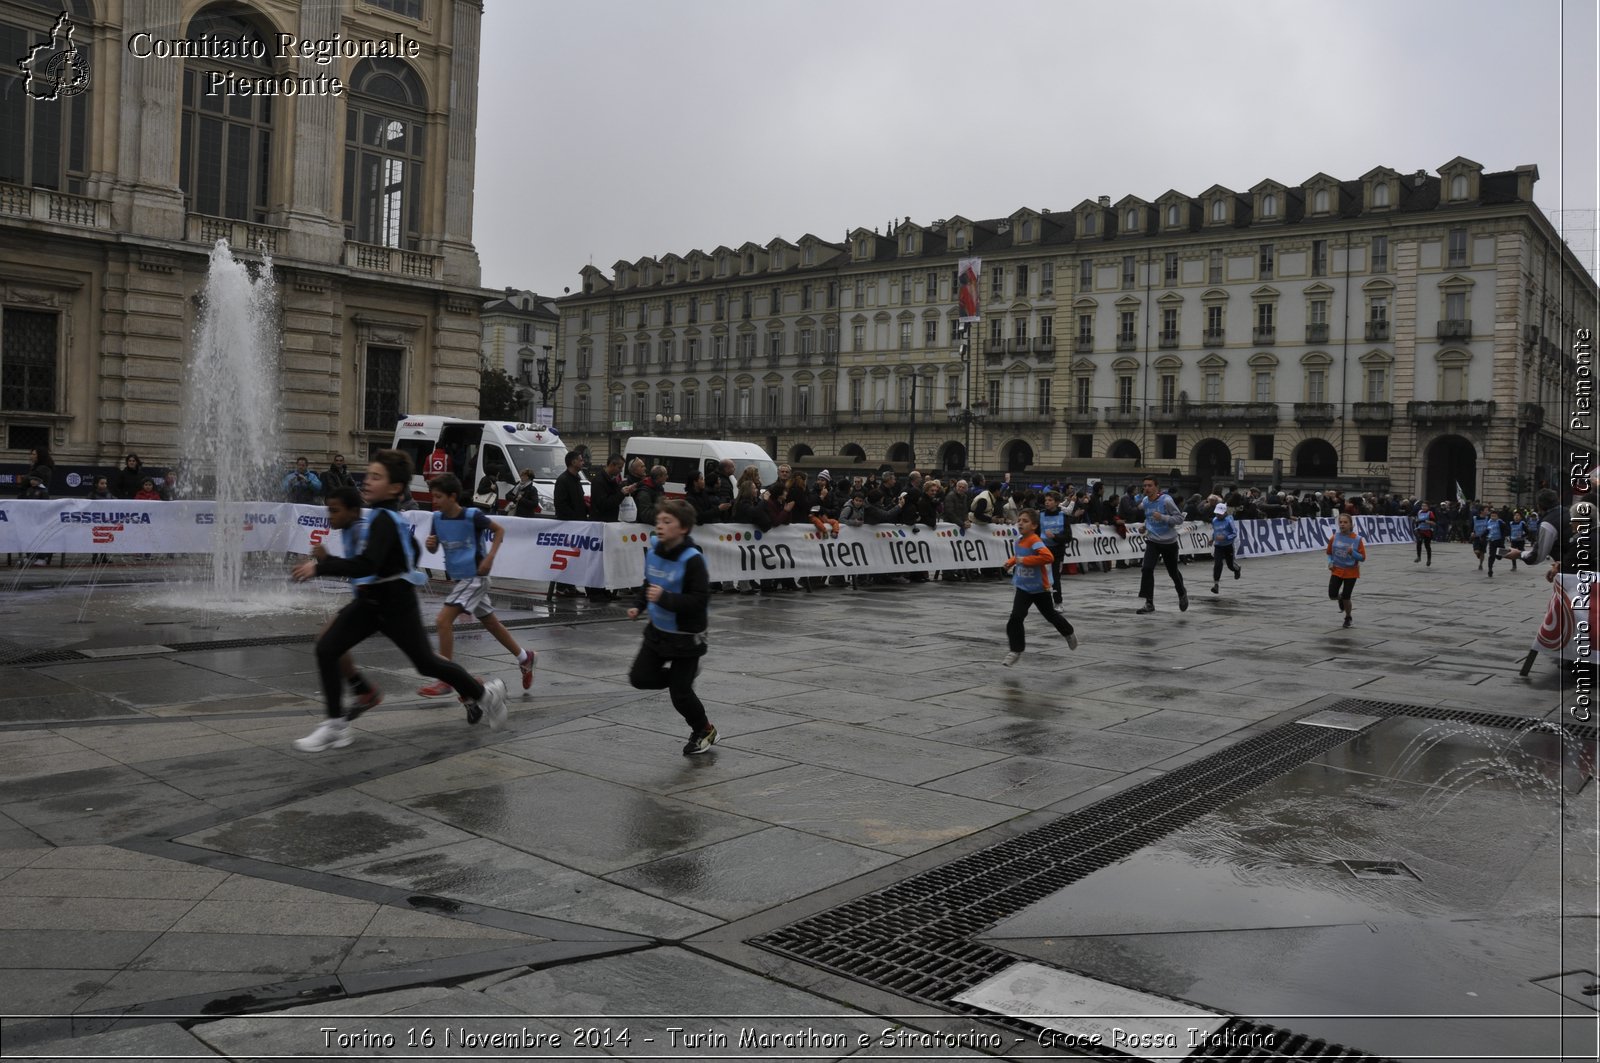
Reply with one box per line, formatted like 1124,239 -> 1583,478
957,257 -> 981,321
1532,572 -> 1598,667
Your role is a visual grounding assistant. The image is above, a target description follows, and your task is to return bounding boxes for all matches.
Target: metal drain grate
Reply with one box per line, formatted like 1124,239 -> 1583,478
3,648 -> 89,666
752,698 -> 1586,1062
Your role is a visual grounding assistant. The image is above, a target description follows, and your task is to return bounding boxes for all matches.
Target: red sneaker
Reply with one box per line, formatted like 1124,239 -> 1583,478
519,650 -> 537,691
416,680 -> 453,697
348,688 -> 383,715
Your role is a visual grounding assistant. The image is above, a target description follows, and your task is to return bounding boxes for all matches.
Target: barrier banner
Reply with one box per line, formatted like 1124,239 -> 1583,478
0,501 -> 1414,589
1532,572 -> 1598,666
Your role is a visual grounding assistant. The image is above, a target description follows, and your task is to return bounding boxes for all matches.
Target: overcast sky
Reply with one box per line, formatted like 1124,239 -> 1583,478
472,0 -> 1599,297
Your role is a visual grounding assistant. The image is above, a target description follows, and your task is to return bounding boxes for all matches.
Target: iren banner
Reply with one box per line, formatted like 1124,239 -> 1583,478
0,501 -> 1411,590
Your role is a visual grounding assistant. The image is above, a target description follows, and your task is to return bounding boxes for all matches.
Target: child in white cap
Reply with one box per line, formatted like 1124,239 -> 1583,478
1210,501 -> 1242,594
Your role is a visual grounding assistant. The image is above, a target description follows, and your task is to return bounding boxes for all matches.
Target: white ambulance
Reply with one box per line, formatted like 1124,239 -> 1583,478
391,417 -> 572,511
621,437 -> 778,498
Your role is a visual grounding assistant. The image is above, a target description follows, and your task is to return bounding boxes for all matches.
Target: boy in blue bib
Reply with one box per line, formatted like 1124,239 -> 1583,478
417,473 -> 536,698
628,499 -> 717,755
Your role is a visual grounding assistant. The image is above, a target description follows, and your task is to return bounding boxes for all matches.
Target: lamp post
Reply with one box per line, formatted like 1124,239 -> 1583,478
654,393 -> 681,434
533,345 -> 563,424
945,322 -> 987,473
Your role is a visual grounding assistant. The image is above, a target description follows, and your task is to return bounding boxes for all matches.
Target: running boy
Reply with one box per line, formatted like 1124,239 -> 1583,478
417,473 -> 536,698
291,450 -> 506,752
1413,501 -> 1435,565
627,499 -> 717,755
1001,508 -> 1078,667
313,486 -> 385,717
1326,511 -> 1367,629
1210,501 -> 1243,593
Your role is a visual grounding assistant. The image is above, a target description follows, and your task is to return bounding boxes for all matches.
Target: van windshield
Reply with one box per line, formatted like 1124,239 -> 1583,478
504,444 -> 567,482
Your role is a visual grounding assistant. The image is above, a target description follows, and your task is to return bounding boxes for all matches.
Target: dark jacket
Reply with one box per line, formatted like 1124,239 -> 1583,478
315,501 -> 413,584
899,491 -> 939,529
629,475 -> 660,524
685,485 -> 721,526
323,464 -> 356,492
553,469 -> 587,520
112,464 -> 144,500
590,470 -> 623,522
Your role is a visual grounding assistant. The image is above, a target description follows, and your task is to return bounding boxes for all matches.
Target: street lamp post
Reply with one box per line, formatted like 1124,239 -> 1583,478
533,345 -> 563,424
945,322 -> 987,473
654,393 -> 681,434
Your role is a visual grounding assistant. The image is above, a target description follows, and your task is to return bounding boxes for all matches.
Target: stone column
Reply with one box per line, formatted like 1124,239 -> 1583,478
1392,240 -> 1420,495
284,0 -> 345,264
116,0 -> 185,239
439,0 -> 482,287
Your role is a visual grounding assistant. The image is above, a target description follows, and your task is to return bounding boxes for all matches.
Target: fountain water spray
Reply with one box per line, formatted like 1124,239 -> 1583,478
180,240 -> 283,599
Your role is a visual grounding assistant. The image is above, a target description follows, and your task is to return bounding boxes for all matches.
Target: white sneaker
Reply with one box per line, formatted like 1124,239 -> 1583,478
1002,652 -> 1021,667
293,719 -> 352,753
481,677 -> 509,731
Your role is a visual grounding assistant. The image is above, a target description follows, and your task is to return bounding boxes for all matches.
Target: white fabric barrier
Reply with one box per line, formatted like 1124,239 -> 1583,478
0,500 -> 1413,590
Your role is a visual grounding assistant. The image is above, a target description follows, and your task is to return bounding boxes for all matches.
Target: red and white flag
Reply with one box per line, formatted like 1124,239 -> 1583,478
957,257 -> 981,322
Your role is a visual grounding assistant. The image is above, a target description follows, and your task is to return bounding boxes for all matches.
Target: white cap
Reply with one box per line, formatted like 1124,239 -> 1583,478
1214,503 -> 1228,516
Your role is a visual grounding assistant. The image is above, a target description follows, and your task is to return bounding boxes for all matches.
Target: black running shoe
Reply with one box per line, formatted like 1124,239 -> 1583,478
682,725 -> 718,755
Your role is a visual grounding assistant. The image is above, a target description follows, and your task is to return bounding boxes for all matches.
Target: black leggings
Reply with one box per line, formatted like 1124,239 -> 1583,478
316,584 -> 484,719
1328,575 -> 1357,603
629,630 -> 709,732
1212,544 -> 1240,582
1486,540 -> 1502,574
1139,540 -> 1186,600
1416,534 -> 1432,562
1007,589 -> 1075,652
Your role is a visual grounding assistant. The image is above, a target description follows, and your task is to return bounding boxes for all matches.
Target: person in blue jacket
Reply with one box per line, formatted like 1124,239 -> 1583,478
1507,509 -> 1527,571
1038,491 -> 1071,605
1001,508 -> 1079,667
1209,502 -> 1243,594
1484,505 -> 1506,577
628,499 -> 717,755
1413,501 -> 1436,565
1471,505 -> 1490,569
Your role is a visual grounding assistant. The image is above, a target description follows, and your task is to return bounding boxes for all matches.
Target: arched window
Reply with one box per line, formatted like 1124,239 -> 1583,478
344,58 -> 426,248
1,0 -> 92,193
1449,174 -> 1468,200
1082,213 -> 1096,235
1313,189 -> 1329,213
1020,220 -> 1033,241
1262,193 -> 1276,216
1167,204 -> 1179,226
1125,208 -> 1138,229
1373,183 -> 1390,207
181,4 -> 274,220
1211,200 -> 1226,222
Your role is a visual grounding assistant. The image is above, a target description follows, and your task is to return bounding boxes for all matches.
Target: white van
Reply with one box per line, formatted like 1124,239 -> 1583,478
622,437 -> 777,497
392,416 -> 573,510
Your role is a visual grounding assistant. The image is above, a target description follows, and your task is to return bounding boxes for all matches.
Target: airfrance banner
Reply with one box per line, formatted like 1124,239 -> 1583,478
0,501 -> 1409,589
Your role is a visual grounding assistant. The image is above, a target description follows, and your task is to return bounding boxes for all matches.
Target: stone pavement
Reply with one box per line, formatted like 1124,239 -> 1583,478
0,542 -> 1583,1060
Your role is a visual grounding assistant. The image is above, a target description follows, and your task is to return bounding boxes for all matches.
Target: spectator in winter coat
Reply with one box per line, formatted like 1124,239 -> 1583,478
553,450 -> 588,521
113,453 -> 145,499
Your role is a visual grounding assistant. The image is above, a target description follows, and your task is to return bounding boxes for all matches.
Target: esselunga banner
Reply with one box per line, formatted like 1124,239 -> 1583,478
0,501 -> 1412,590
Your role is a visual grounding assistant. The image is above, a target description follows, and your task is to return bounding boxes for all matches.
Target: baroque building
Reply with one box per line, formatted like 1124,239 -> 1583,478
479,288 -> 559,422
0,0 -> 484,481
555,158 -> 1596,501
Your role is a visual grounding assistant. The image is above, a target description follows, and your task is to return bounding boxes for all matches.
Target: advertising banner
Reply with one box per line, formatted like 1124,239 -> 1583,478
1532,572 -> 1598,667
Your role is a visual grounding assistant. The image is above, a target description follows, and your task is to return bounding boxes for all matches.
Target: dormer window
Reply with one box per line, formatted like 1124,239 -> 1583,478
718,256 -> 728,276
1020,221 -> 1033,241
1125,208 -> 1137,230
1166,204 -> 1179,226
1261,193 -> 1277,217
1373,183 -> 1390,208
804,244 -> 814,265
1083,213 -> 1096,235
1313,189 -> 1329,213
857,238 -> 868,257
1210,200 -> 1225,222
745,253 -> 755,272
953,229 -> 967,249
1450,174 -> 1468,200
666,265 -> 677,282
773,249 -> 784,269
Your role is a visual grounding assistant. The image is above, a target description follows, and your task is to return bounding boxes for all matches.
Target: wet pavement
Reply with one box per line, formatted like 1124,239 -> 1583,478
0,546 -> 1592,1061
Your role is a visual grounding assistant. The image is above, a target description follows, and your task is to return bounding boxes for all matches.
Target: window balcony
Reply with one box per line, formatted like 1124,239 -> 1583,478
1157,329 -> 1180,348
1104,406 -> 1141,427
1520,402 -> 1545,428
344,241 -> 443,280
0,182 -> 110,229
1293,402 -> 1337,425
1190,401 -> 1279,425
989,405 -> 1056,426
187,213 -> 287,255
1202,328 -> 1226,347
1116,333 -> 1137,351
1352,401 -> 1392,424
1075,335 -> 1095,353
1437,319 -> 1473,340
1063,408 -> 1098,428
1305,322 -> 1329,344
1009,337 -> 1031,353
1366,320 -> 1390,341
1032,337 -> 1056,355
986,339 -> 1008,355
1147,404 -> 1184,425
1407,399 -> 1494,426
1252,325 -> 1276,345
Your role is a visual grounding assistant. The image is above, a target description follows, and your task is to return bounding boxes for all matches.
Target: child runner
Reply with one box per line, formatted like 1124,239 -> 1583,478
1471,505 -> 1490,569
1001,508 -> 1078,667
627,499 -> 717,755
1135,475 -> 1189,614
1507,509 -> 1526,571
1326,511 -> 1367,629
1209,501 -> 1242,593
1038,491 -> 1070,606
312,486 -> 385,718
416,473 -> 537,698
1484,506 -> 1505,578
1413,501 -> 1435,565
291,450 -> 506,752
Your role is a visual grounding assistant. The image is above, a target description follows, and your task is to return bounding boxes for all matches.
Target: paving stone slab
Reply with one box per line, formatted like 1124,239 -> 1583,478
495,722 -> 796,795
0,929 -> 161,970
340,837 -> 721,938
23,1020 -> 221,1061
921,755 -> 1125,810
677,764 -> 1020,855
924,716 -> 1195,771
723,720 -> 1008,786
354,747 -> 559,803
1106,708 -> 1257,743
594,698 -> 808,738
605,826 -> 898,920
0,967 -> 118,1016
177,790 -> 478,872
123,931 -> 355,977
0,866 -> 227,900
166,898 -> 379,937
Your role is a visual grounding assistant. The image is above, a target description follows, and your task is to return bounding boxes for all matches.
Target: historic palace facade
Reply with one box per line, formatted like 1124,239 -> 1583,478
555,158 -> 1596,501
0,0 -> 484,478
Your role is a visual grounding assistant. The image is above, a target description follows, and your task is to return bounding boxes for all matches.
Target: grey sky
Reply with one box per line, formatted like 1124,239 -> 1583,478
472,0 -> 1599,296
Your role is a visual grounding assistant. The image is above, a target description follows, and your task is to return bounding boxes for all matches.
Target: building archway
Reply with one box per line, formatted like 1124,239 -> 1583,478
839,443 -> 866,463
1424,434 -> 1477,503
1108,439 -> 1141,463
1004,440 -> 1034,472
1192,438 -> 1232,493
939,441 -> 967,472
787,443 -> 814,463
887,442 -> 912,463
1292,438 -> 1338,480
